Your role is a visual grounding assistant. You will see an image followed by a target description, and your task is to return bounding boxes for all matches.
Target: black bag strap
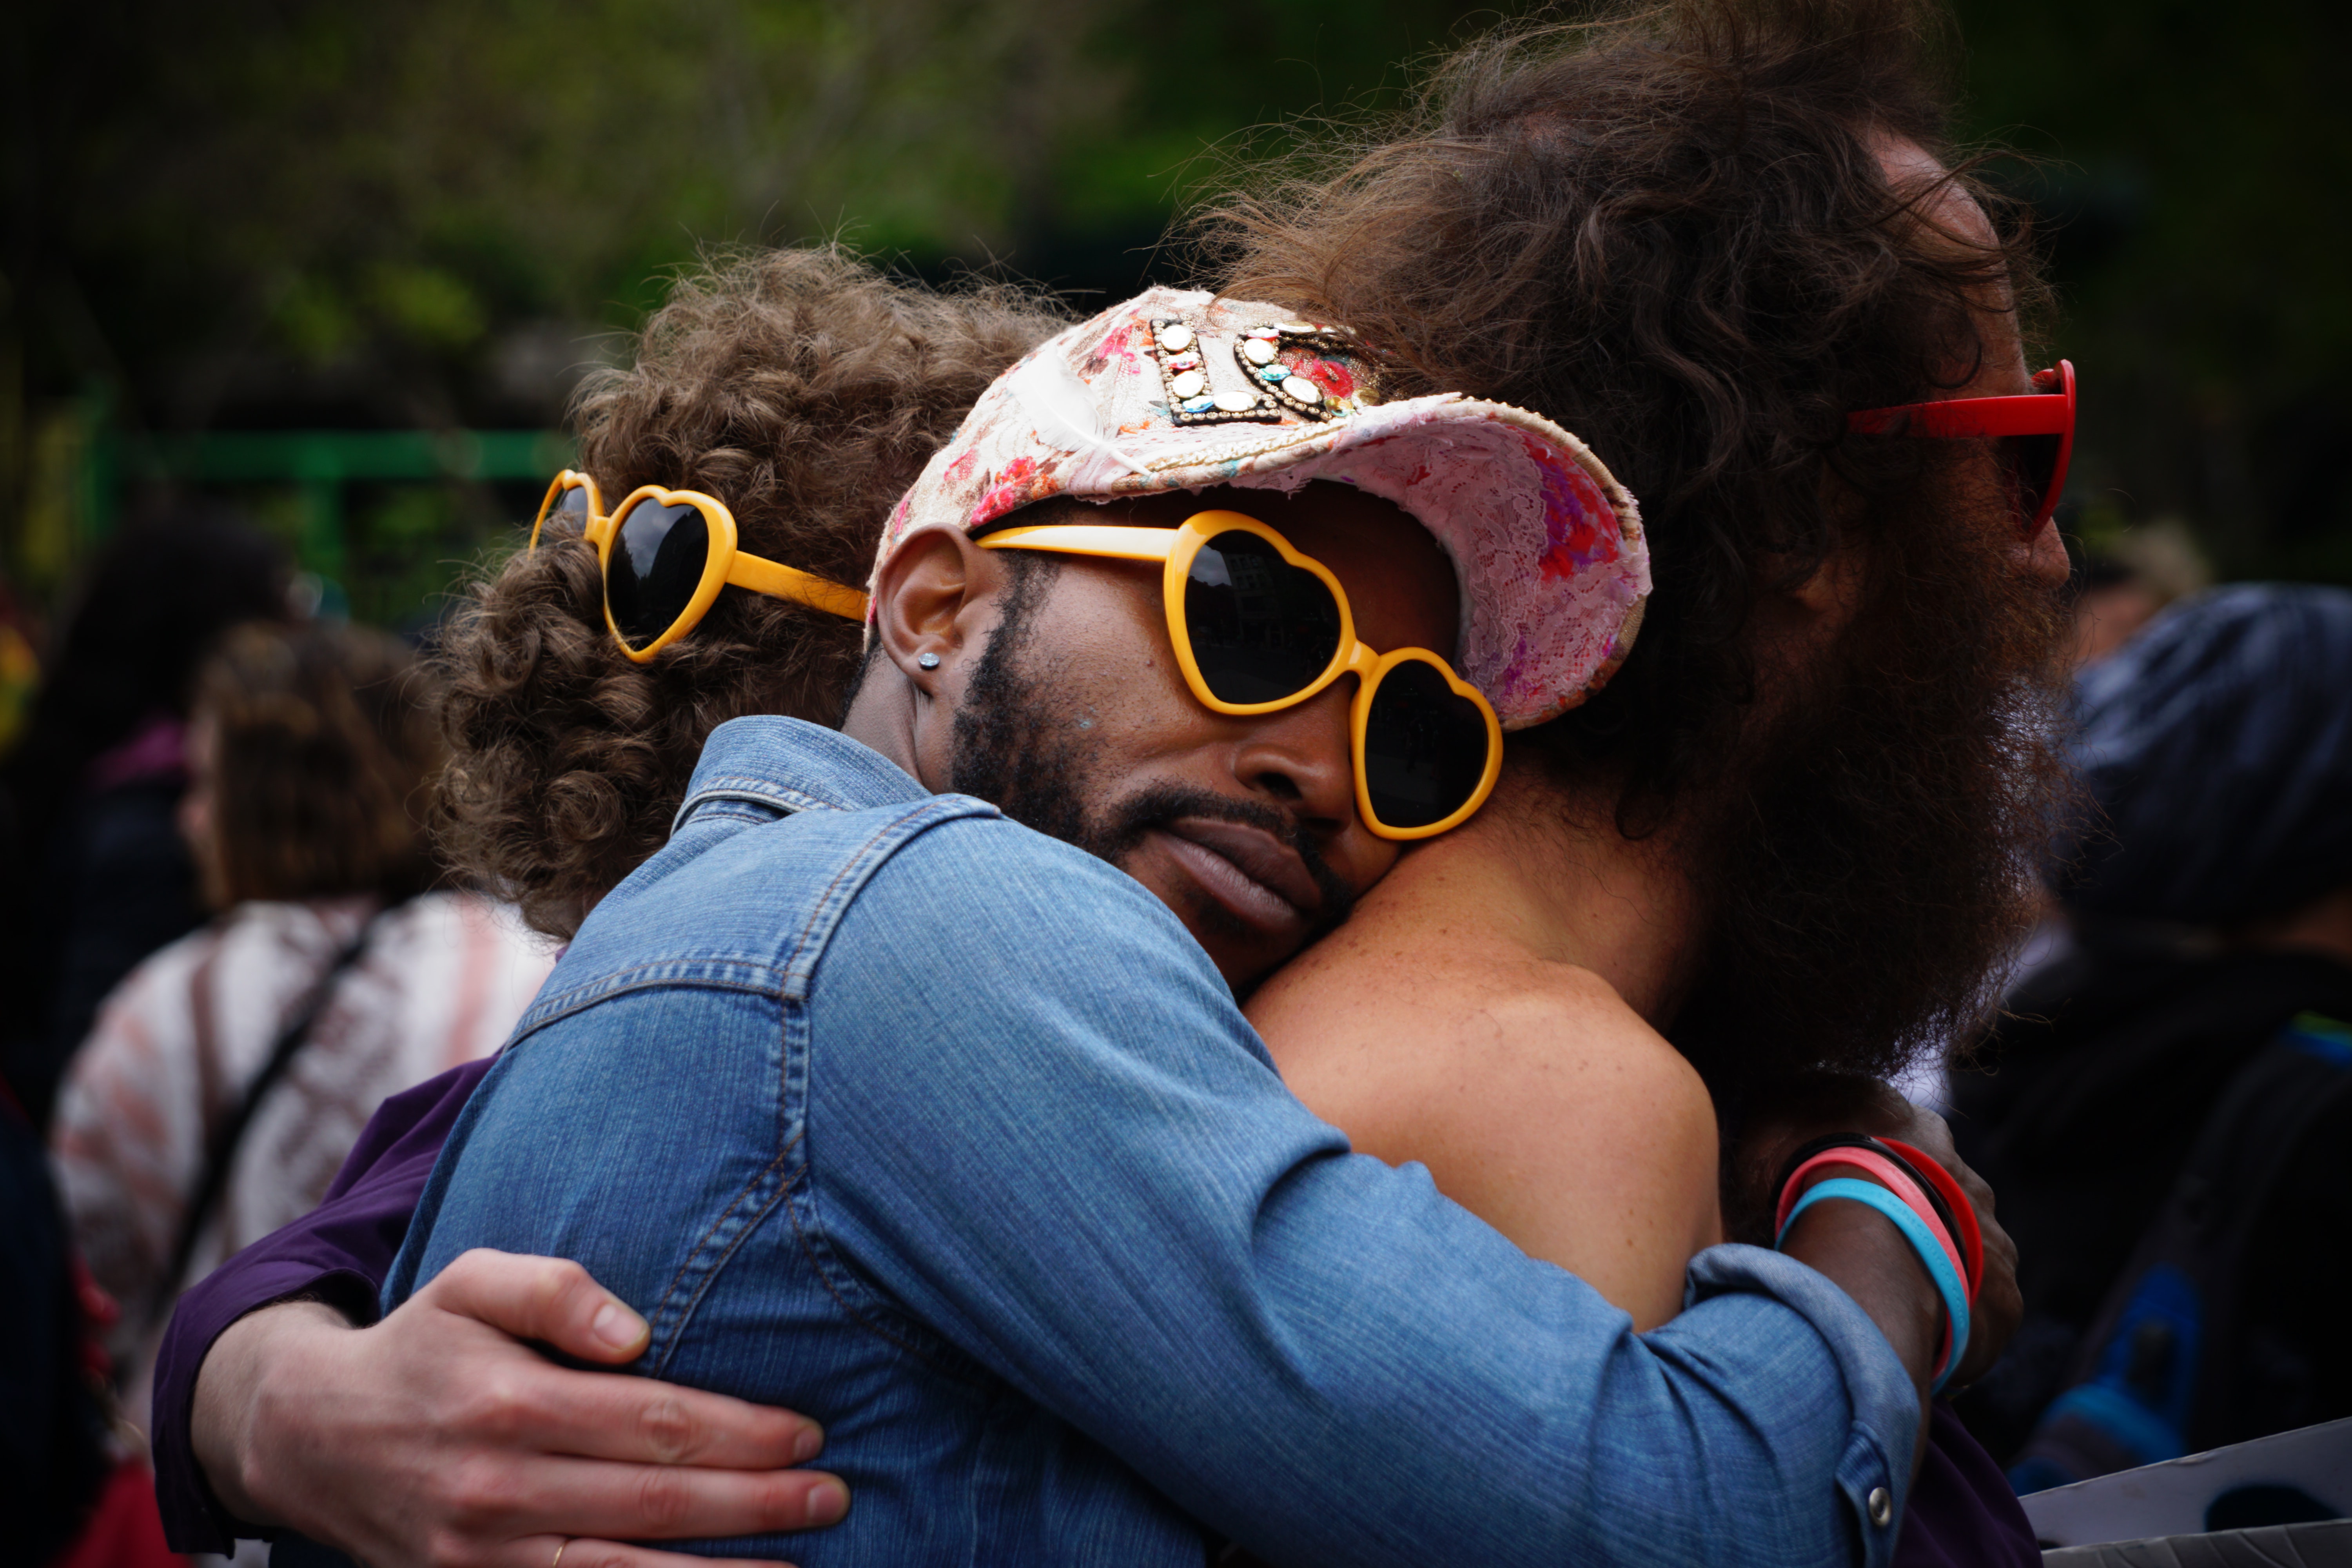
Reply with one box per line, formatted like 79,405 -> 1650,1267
153,903 -> 396,1318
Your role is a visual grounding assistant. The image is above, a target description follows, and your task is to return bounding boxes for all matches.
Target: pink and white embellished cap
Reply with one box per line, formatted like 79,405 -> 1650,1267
875,286 -> 1650,730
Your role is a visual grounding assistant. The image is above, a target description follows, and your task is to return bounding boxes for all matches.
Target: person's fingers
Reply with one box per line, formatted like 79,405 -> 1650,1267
1924,1135 -> 2023,1388
1891,1100 -> 1960,1162
500,1536 -> 800,1568
1971,1206 -> 2024,1361
403,1251 -> 827,1470
426,1249 -> 652,1365
436,1347 -> 825,1471
453,1460 -> 850,1547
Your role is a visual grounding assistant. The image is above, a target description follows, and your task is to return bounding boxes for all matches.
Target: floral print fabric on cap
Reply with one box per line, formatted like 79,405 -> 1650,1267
874,287 -> 1651,730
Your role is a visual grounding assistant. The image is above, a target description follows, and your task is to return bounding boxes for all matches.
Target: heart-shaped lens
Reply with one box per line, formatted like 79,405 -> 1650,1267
1183,531 -> 1344,704
606,501 -> 711,651
553,486 -> 594,523
1362,657 -> 1493,830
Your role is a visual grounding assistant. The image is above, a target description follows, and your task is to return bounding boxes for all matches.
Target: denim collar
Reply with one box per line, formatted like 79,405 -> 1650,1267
670,716 -> 929,831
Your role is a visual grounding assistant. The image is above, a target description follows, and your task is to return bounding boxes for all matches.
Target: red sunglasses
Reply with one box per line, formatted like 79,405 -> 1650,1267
1847,359 -> 2076,535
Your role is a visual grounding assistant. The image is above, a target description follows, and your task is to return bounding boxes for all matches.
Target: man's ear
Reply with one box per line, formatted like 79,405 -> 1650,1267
1783,543 -> 1869,624
1747,534 -> 1871,684
868,527 -> 1007,692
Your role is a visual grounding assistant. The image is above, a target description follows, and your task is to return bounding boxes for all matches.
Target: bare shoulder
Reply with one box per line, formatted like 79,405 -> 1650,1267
1248,883 -> 1720,1323
1254,932 -> 1715,1169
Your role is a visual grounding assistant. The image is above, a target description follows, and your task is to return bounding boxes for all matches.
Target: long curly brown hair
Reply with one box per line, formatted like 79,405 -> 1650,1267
433,247 -> 1067,937
1206,0 -> 2074,1089
1208,0 -> 2049,818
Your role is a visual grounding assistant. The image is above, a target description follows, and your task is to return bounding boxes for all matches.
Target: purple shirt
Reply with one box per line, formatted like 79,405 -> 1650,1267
152,1057 -> 492,1553
151,1056 -> 2038,1566
1907,1403 -> 2041,1568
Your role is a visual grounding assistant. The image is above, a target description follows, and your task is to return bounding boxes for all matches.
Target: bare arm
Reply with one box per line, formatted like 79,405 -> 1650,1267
194,1249 -> 849,1568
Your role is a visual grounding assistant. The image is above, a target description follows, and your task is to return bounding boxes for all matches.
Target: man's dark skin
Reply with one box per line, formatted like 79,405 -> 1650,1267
870,485 -> 1451,993
191,483 -> 1990,1568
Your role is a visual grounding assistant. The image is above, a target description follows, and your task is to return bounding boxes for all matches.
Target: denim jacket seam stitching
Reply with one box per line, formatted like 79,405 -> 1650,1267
775,797 -> 987,995
686,803 -> 777,824
774,985 -> 981,1384
644,1136 -> 806,1378
780,807 -> 927,976
697,771 -> 835,795
646,1129 -> 800,1332
779,1160 -> 985,1388
672,778 -> 840,832
511,964 -> 785,1041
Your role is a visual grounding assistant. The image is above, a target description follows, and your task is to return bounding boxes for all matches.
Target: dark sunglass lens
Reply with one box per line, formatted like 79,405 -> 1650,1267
1363,660 -> 1491,830
555,486 -> 593,520
607,502 -> 710,650
2001,432 -> 2062,526
1183,532 -> 1343,704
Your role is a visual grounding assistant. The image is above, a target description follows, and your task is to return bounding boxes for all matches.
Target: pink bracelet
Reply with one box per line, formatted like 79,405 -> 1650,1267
1775,1146 -> 1968,1294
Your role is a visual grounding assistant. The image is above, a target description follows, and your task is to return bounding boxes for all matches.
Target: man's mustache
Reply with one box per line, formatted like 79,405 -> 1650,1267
1099,782 -> 1356,934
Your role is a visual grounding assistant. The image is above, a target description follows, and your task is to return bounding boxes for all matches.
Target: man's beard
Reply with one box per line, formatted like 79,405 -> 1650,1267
1668,499 -> 2074,1119
946,561 -> 1353,953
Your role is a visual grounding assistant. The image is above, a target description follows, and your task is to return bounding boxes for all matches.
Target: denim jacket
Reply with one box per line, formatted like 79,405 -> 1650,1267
387,717 -> 1920,1567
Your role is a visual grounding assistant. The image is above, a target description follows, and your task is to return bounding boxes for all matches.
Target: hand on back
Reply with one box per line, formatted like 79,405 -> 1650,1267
194,1248 -> 848,1568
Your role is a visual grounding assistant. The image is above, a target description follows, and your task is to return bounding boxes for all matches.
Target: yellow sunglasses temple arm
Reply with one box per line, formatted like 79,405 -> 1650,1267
976,524 -> 1178,563
728,552 -> 871,622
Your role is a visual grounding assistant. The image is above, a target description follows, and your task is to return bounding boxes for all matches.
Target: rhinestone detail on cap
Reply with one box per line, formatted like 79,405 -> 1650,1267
1147,315 -> 1366,428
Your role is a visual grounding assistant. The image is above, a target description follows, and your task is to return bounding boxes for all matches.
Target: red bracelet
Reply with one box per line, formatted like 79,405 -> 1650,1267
1879,1138 -> 1985,1294
1775,1147 -> 1969,1298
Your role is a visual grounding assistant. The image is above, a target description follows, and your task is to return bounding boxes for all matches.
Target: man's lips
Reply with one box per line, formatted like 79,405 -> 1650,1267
1152,817 -> 1323,930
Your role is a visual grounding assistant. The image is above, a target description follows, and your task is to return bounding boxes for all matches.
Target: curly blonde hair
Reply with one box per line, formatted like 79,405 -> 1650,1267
433,247 -> 1067,937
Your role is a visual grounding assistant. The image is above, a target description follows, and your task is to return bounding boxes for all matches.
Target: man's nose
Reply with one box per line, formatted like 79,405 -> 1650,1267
1226,678 -> 1360,837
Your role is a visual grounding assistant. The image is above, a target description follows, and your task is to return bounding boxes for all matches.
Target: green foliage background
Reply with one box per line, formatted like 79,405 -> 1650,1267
4,0 -> 2347,623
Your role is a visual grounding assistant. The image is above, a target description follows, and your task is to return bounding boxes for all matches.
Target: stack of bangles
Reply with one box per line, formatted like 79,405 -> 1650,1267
1771,1136 -> 1985,1394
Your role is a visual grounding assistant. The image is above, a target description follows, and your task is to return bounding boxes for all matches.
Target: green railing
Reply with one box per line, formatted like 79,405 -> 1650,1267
116,428 -> 574,577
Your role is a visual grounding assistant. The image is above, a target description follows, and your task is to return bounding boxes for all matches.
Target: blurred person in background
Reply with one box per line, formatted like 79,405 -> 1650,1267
0,508 -> 290,1129
2067,519 -> 2211,668
1950,584 -> 2352,1490
1,1074 -> 124,1565
49,619 -> 554,1433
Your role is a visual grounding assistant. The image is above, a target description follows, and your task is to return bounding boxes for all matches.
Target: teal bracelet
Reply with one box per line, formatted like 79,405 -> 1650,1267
1777,1176 -> 1971,1392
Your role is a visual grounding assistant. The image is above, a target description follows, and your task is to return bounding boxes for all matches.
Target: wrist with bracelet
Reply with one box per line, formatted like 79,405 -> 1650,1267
1769,1134 -> 1981,1392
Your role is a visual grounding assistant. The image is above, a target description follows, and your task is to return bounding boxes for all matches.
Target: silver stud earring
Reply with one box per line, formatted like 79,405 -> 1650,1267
917,652 -> 941,670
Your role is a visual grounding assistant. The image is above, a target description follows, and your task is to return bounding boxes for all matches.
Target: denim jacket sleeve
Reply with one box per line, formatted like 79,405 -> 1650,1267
799,819 -> 1920,1568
